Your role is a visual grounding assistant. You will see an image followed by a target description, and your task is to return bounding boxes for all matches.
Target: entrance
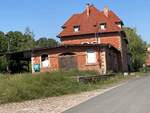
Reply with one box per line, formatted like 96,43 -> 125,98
59,53 -> 77,71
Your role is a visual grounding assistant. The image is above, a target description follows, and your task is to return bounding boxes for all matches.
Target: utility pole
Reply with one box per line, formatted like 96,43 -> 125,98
6,34 -> 11,53
5,34 -> 11,73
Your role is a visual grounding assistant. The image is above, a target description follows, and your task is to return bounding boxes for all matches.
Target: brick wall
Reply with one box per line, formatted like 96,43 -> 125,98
61,35 -> 97,45
61,33 -> 122,51
31,46 -> 120,74
146,53 -> 150,66
100,36 -> 121,50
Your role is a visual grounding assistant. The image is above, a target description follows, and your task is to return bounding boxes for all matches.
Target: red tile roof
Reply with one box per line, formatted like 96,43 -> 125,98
59,5 -> 123,37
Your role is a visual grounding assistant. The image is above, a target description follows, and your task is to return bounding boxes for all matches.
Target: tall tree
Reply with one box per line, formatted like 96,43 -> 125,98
23,27 -> 36,49
0,31 -> 8,72
6,31 -> 24,52
36,37 -> 58,48
0,31 -> 7,53
5,30 -> 36,52
124,27 -> 147,71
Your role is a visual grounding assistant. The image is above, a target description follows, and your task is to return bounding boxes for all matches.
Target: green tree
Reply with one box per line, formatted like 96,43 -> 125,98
0,31 -> 8,72
0,56 -> 7,73
4,30 -> 35,73
36,37 -> 58,48
23,27 -> 36,49
6,30 -> 35,52
124,27 -> 147,71
0,31 -> 7,53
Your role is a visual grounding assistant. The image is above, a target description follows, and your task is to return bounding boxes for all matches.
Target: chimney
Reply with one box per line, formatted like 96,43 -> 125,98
103,6 -> 109,17
86,3 -> 90,16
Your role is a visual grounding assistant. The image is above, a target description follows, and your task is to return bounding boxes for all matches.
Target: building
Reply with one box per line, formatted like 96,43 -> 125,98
8,4 -> 130,74
146,47 -> 150,66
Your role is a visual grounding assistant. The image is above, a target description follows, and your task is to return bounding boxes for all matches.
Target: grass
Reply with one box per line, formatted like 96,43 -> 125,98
0,70 -> 145,104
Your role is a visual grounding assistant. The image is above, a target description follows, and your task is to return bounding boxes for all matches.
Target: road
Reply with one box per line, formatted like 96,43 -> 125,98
63,75 -> 150,113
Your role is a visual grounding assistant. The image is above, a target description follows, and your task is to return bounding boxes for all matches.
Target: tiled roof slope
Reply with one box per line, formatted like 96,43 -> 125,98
59,5 -> 123,37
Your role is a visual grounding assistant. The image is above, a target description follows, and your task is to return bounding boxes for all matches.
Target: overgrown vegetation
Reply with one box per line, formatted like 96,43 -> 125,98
124,27 -> 147,71
0,70 -> 142,104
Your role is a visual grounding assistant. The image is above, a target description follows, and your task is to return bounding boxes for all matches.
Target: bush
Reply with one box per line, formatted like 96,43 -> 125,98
0,71 -> 127,104
0,71 -> 97,104
0,56 -> 7,73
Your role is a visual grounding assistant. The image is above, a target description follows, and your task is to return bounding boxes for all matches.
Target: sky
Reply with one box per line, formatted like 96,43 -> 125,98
0,0 -> 149,43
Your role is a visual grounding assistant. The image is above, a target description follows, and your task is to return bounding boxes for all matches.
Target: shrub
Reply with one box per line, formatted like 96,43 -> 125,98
0,71 -> 126,104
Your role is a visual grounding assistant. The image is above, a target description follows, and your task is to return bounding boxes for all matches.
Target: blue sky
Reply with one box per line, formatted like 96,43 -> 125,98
0,0 -> 150,43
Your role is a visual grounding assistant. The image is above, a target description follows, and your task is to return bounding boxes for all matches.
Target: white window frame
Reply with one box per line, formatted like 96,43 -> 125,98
41,54 -> 50,68
117,23 -> 122,28
86,49 -> 96,64
100,23 -> 106,30
73,26 -> 80,32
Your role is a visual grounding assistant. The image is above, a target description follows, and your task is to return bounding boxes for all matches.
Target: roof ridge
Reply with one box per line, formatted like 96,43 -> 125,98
59,4 -> 123,37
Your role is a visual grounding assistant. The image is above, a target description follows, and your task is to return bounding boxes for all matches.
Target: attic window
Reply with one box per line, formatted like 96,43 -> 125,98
61,26 -> 66,29
73,26 -> 80,32
116,22 -> 123,28
100,23 -> 106,30
117,23 -> 122,28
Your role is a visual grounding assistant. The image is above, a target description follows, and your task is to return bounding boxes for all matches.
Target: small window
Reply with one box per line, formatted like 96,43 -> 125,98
118,24 -> 122,28
117,23 -> 122,28
41,54 -> 49,68
116,22 -> 123,28
148,47 -> 150,52
100,23 -> 106,30
87,50 -> 96,64
73,26 -> 80,32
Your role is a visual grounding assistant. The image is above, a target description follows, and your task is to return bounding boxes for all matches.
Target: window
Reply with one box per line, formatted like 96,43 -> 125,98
87,50 -> 96,64
41,54 -> 49,68
100,23 -> 106,30
117,24 -> 122,28
116,22 -> 123,28
73,26 -> 80,32
148,47 -> 150,52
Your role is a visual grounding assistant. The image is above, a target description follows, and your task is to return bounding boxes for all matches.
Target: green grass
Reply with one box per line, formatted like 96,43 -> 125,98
0,70 -> 145,104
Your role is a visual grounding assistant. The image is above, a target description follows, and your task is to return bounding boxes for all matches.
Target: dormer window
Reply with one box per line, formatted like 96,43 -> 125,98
100,23 -> 106,30
61,26 -> 66,29
117,23 -> 122,28
116,22 -> 123,28
73,25 -> 80,32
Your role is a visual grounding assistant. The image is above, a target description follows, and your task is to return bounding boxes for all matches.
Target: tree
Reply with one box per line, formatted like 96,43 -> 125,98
0,31 -> 8,72
124,27 -> 147,71
0,56 -> 8,72
0,31 -> 7,53
23,27 -> 36,49
5,30 -> 36,52
35,37 -> 58,48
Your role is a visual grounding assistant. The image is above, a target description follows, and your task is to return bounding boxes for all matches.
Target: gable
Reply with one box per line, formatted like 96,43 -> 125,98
59,5 -> 123,38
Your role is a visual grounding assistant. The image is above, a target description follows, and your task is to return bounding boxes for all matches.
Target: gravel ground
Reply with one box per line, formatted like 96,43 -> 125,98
0,83 -> 125,113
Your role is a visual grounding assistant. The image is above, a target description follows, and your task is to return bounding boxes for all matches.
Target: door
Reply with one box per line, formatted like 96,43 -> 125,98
59,55 -> 77,71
